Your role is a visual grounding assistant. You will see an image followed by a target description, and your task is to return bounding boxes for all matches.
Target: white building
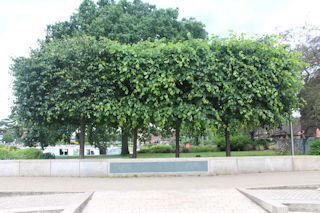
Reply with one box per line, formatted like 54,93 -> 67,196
41,144 -> 122,157
42,145 -> 100,157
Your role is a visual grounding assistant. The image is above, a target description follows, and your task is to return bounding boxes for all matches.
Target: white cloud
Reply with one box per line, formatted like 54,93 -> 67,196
0,0 -> 80,120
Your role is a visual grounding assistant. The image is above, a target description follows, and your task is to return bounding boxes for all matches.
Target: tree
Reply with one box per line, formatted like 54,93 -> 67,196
2,130 -> 14,143
280,24 -> 320,83
0,118 -> 24,141
204,34 -> 303,156
23,123 -> 75,149
299,72 -> 320,136
45,0 -> 207,156
87,122 -> 119,155
280,24 -> 320,136
139,38 -> 211,157
46,0 -> 207,44
11,36 -> 115,158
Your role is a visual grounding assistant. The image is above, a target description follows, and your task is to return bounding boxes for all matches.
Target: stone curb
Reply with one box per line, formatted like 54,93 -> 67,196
248,184 -> 320,190
61,192 -> 94,213
283,201 -> 320,212
0,191 -> 80,197
0,206 -> 64,213
237,188 -> 288,213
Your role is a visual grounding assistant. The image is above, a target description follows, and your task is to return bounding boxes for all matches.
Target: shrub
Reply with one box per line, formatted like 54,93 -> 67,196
40,152 -> 56,159
13,148 -> 43,159
310,139 -> 320,155
254,138 -> 270,149
138,145 -> 174,153
181,145 -> 220,153
243,144 -> 254,151
150,145 -> 174,153
215,135 -> 251,151
255,145 -> 265,151
0,145 -> 45,160
0,149 -> 13,160
268,143 -> 276,150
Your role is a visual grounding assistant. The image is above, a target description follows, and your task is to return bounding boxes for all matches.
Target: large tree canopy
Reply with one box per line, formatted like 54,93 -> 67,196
42,0 -> 208,157
12,36 -> 116,158
12,33 -> 303,157
205,35 -> 303,155
46,0 -> 207,43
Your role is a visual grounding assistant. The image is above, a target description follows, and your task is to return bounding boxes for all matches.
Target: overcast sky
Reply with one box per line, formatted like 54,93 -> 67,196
1,0 -> 320,120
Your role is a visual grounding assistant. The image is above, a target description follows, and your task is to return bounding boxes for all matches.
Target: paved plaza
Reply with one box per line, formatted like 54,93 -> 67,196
82,189 -> 266,213
0,171 -> 319,212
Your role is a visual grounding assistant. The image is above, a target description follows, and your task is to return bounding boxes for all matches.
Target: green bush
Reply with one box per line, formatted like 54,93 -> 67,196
12,148 -> 43,159
138,145 -> 174,153
0,145 -> 46,160
253,138 -> 270,149
215,135 -> 251,151
181,145 -> 220,153
0,144 -> 17,151
310,139 -> 320,155
0,149 -> 13,160
40,152 -> 56,159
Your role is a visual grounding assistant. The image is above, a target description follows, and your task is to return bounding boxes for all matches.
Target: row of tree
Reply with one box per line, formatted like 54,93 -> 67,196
11,33 -> 303,158
12,0 -> 207,157
10,0 -> 306,158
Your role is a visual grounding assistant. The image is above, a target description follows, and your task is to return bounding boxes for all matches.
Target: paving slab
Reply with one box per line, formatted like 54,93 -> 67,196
0,193 -> 82,211
249,189 -> 320,201
82,189 -> 267,213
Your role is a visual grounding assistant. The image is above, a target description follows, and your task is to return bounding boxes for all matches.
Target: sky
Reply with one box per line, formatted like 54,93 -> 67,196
1,0 -> 320,120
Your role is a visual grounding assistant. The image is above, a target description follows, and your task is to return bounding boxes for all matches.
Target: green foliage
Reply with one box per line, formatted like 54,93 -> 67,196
23,124 -> 75,149
11,32 -> 304,157
253,138 -> 270,149
87,122 -> 119,152
0,149 -> 13,160
181,145 -> 220,153
214,135 -> 252,151
46,0 -> 207,43
2,131 -> 14,143
13,148 -> 43,159
138,145 -> 174,153
139,144 -> 220,153
0,144 -> 17,151
310,139 -> 320,155
0,145 -> 44,160
0,118 -> 24,142
40,152 -> 56,159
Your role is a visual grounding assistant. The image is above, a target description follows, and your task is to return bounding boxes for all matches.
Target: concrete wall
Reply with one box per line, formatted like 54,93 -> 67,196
0,156 -> 319,177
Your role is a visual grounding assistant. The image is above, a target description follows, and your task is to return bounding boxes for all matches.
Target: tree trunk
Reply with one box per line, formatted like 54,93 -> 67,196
225,125 -> 231,157
132,127 -> 138,158
175,122 -> 181,158
250,130 -> 255,142
121,128 -> 129,155
99,148 -> 106,155
195,136 -> 199,145
79,118 -> 86,159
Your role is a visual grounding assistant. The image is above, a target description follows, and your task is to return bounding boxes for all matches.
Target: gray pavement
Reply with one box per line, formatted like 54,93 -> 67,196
0,171 -> 319,192
0,192 -> 83,212
251,189 -> 320,202
0,171 -> 319,212
82,189 -> 267,213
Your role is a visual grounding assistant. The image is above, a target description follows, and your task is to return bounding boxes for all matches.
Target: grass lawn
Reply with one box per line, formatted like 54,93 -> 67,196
57,150 -> 292,159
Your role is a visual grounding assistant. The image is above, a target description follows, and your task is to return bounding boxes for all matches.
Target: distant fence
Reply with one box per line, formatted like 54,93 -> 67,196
276,138 -> 314,154
0,156 -> 319,177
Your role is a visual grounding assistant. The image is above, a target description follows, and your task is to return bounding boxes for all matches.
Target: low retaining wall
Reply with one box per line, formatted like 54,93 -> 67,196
0,156 -> 319,177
